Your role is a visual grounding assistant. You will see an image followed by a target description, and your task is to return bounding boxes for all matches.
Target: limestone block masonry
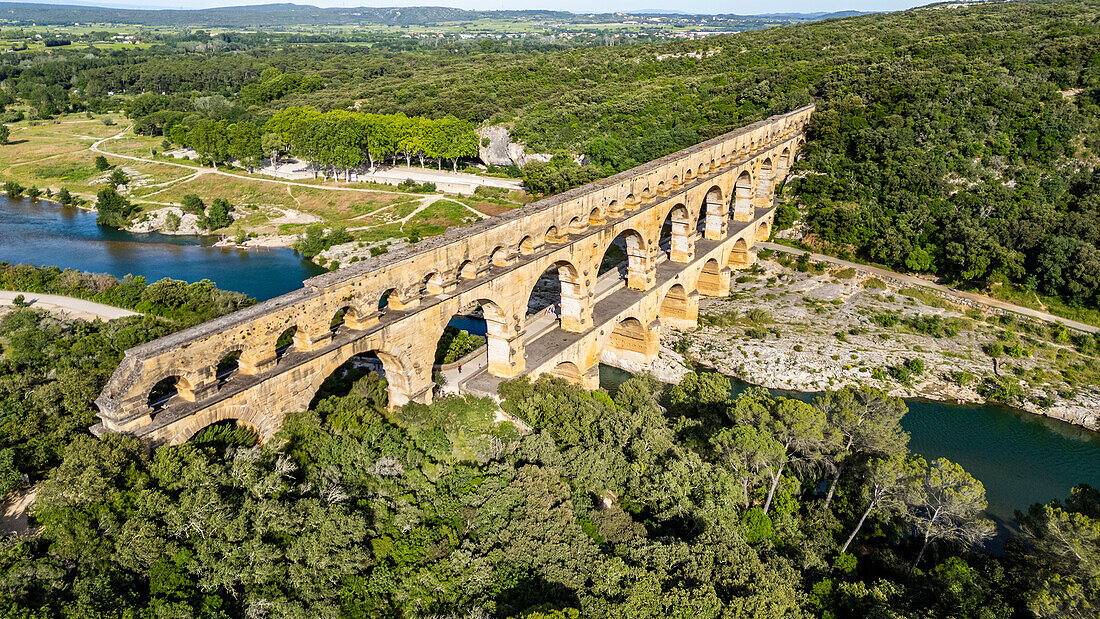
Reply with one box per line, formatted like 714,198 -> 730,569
94,105 -> 814,445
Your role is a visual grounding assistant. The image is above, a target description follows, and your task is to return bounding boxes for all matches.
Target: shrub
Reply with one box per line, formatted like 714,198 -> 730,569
94,155 -> 110,171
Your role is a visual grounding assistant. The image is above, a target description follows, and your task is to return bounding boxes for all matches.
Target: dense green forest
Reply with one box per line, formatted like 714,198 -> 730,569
0,265 -> 251,497
0,362 -> 1097,618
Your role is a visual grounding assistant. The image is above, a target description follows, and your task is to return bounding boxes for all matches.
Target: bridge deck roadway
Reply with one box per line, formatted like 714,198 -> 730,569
463,215 -> 757,397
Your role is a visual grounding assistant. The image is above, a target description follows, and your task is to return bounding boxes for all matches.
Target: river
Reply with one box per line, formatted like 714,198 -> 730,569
6,193 -> 1100,542
599,364 -> 1100,545
0,195 -> 323,300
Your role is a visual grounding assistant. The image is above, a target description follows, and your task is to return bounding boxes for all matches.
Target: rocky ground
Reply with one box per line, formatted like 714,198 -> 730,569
646,255 -> 1100,431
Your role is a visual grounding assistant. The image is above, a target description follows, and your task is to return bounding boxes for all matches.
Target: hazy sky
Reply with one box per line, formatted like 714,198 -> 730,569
39,0 -> 928,16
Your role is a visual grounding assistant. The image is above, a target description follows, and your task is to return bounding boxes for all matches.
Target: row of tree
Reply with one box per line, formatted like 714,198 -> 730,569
163,107 -> 479,179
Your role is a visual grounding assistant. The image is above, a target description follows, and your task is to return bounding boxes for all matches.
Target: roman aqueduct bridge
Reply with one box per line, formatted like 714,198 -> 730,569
94,104 -> 814,444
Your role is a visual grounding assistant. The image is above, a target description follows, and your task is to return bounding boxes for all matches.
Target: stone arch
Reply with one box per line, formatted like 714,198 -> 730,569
545,225 -> 563,244
490,246 -> 510,268
173,410 -> 270,445
607,200 -> 622,217
526,258 -> 588,333
701,185 -> 726,240
755,221 -> 771,242
421,272 -> 444,296
658,283 -> 696,329
598,228 -> 649,290
671,175 -> 680,188
625,193 -> 637,208
215,348 -> 244,384
549,361 -> 582,383
684,168 -> 695,182
378,288 -> 396,312
519,235 -> 535,256
589,206 -> 604,226
568,216 -> 585,235
640,187 -> 652,202
311,344 -> 415,410
458,260 -> 478,280
436,297 -> 517,381
733,170 -> 753,222
275,326 -> 298,360
606,316 -> 659,365
329,305 -> 352,333
148,374 -> 193,413
656,180 -> 667,196
697,258 -> 728,297
756,158 -> 775,207
729,238 -> 751,269
660,203 -> 692,263
778,147 -> 792,178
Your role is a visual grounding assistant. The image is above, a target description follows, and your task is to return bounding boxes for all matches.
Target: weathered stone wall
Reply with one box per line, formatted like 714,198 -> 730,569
94,105 -> 813,445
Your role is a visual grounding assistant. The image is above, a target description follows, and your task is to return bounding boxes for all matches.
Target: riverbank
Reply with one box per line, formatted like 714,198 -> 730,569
634,255 -> 1100,432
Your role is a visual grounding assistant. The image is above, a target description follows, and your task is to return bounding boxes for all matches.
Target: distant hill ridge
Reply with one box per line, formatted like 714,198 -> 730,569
0,2 -> 866,28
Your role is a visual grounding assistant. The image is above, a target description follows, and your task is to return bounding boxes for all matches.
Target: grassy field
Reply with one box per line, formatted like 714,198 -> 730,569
0,113 -> 527,247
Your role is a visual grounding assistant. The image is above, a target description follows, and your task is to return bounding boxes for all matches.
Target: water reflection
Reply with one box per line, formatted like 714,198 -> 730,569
0,195 -> 324,300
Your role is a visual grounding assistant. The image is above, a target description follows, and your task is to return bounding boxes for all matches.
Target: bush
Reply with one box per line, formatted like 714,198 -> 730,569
4,181 -> 24,197
94,155 -> 110,171
985,342 -> 1004,357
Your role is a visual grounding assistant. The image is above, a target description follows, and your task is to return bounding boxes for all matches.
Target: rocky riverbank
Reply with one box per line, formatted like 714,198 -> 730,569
640,255 -> 1100,431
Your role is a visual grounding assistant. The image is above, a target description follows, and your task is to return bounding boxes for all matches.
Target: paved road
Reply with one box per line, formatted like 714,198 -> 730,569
759,242 -> 1097,334
0,291 -> 138,320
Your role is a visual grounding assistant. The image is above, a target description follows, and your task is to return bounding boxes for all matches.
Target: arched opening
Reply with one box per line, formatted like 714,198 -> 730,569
519,236 -> 535,256
545,225 -> 562,244
656,181 -> 666,196
598,229 -> 648,290
756,158 -> 775,208
671,175 -> 680,188
526,260 -> 586,333
588,206 -> 603,227
420,272 -> 444,296
640,187 -> 652,202
658,283 -> 694,328
190,420 -> 259,449
148,376 -> 183,412
568,216 -> 584,235
275,326 -> 297,360
330,306 -> 350,333
549,361 -> 582,383
608,316 -> 654,363
700,186 -> 724,239
379,288 -> 395,312
490,246 -> 509,268
729,238 -> 751,269
216,351 -> 241,384
625,194 -> 636,208
659,203 -> 691,263
458,260 -> 478,280
697,258 -> 726,297
755,221 -> 771,243
778,148 -> 791,179
684,169 -> 694,182
733,171 -> 753,222
607,200 -> 621,217
310,351 -> 391,410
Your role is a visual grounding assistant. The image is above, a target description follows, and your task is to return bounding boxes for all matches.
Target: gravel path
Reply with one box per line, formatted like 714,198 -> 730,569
0,291 -> 138,320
